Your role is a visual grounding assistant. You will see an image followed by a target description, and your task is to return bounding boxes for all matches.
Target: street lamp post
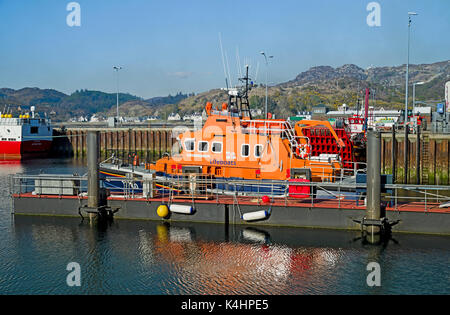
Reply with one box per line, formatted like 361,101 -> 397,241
404,12 -> 417,184
260,51 -> 273,119
113,66 -> 123,123
405,12 -> 417,124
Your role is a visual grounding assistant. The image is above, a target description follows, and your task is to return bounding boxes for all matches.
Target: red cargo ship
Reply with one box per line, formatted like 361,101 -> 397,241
0,107 -> 53,160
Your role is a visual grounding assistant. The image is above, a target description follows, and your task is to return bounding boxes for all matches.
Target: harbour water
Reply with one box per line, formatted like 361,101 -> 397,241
0,159 -> 449,295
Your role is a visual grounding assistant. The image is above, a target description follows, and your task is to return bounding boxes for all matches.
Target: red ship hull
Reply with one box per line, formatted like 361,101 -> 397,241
0,140 -> 52,160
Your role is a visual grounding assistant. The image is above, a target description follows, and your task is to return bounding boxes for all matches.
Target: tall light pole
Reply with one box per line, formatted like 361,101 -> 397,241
404,12 -> 417,124
404,12 -> 417,184
113,66 -> 122,123
260,51 -> 273,119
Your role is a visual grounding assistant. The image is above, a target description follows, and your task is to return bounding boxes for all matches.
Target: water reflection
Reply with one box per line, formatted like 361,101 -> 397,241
8,216 -> 450,295
0,161 -> 24,176
151,223 -> 299,294
0,158 -> 86,176
3,159 -> 449,294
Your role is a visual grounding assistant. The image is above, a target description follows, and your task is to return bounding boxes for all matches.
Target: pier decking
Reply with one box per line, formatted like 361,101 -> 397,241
11,191 -> 450,235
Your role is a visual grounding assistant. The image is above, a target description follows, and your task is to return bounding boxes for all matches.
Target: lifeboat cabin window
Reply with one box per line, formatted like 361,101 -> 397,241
255,144 -> 263,158
184,139 -> 195,152
241,144 -> 250,157
212,142 -> 222,153
198,141 -> 209,152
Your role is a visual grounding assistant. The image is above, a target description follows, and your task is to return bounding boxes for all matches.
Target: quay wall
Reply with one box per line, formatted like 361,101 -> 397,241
52,127 -> 176,163
381,132 -> 450,185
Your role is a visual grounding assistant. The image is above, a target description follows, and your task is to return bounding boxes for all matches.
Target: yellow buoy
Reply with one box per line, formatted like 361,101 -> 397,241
157,204 -> 169,218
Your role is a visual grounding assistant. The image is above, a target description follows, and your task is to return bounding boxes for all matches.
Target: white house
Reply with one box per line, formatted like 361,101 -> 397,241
183,112 -> 202,121
90,114 -> 100,122
167,113 -> 181,121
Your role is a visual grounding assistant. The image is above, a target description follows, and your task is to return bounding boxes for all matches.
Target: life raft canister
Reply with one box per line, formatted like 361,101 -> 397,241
296,144 -> 311,159
133,155 -> 139,166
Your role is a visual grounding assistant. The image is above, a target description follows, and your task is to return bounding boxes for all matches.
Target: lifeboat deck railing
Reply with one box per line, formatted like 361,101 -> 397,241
241,119 -> 313,158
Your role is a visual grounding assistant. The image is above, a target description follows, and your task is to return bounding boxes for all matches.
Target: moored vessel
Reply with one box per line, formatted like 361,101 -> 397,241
0,106 -> 53,160
100,66 -> 364,196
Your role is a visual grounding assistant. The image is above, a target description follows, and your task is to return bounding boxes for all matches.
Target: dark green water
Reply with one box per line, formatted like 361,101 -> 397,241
0,159 -> 449,294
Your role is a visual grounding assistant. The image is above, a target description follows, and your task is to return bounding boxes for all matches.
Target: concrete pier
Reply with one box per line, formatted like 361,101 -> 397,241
12,194 -> 450,235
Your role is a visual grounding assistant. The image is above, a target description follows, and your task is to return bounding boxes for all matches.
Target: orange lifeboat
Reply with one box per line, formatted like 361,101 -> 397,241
150,67 -> 343,184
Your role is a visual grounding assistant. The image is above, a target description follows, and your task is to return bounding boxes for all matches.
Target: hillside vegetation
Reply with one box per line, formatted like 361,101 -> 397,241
1,60 -> 448,120
176,60 -> 450,118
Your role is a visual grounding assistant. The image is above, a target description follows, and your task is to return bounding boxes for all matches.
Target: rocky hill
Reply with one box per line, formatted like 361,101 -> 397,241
283,60 -> 450,88
1,60 -> 448,121
170,60 -> 449,118
283,64 -> 368,86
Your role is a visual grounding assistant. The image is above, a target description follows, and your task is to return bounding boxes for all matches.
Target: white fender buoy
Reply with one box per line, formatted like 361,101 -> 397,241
169,204 -> 194,214
439,201 -> 450,208
242,210 -> 269,222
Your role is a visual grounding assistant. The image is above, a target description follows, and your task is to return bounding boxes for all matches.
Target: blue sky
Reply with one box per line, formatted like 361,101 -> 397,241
0,0 -> 449,99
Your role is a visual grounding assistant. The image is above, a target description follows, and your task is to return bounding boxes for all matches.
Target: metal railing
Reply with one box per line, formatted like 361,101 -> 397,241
10,174 -> 88,197
9,172 -> 450,213
0,117 -> 51,126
